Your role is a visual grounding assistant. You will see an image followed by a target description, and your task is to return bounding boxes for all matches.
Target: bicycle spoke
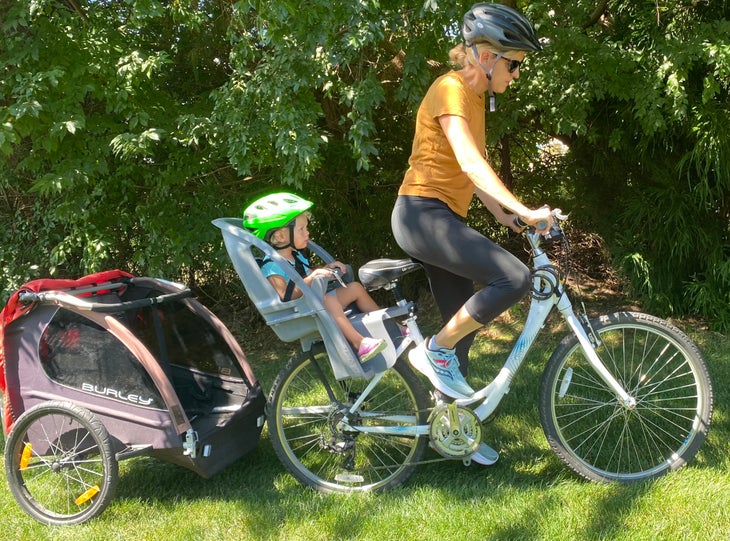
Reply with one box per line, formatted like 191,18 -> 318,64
541,313 -> 712,482
268,349 -> 428,492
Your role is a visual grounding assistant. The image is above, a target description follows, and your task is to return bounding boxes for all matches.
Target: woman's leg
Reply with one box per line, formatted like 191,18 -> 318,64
420,261 -> 478,375
392,195 -> 530,370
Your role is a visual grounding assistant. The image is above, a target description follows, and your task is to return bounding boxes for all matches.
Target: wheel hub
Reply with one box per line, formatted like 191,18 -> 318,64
322,405 -> 359,454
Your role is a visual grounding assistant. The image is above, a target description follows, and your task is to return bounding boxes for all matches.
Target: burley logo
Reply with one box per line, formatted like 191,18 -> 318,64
81,383 -> 155,406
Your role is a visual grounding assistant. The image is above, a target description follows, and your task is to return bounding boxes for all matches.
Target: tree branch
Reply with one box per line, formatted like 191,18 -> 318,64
582,0 -> 609,29
60,0 -> 87,20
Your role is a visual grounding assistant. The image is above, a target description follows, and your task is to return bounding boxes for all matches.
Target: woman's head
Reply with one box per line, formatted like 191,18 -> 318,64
243,192 -> 313,249
453,3 -> 540,107
462,3 -> 540,52
449,41 -> 523,70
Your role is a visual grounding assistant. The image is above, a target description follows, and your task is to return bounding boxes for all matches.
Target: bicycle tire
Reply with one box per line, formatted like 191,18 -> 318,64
4,400 -> 119,525
540,311 -> 713,482
267,344 -> 429,493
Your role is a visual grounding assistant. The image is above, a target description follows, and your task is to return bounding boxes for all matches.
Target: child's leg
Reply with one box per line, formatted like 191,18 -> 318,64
325,289 -> 387,362
334,282 -> 379,312
323,294 -> 365,348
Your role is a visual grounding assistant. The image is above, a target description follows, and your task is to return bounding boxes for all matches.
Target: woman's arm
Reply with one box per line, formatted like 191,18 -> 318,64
476,188 -> 524,233
439,114 -> 551,228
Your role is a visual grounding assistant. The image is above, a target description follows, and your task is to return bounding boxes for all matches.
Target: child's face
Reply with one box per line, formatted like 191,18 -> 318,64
291,213 -> 310,249
271,212 -> 311,250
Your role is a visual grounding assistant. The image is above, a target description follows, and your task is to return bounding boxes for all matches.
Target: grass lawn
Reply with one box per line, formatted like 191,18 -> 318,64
1,294 -> 728,541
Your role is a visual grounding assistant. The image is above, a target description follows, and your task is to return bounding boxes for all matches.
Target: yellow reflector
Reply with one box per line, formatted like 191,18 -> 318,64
75,485 -> 100,506
19,443 -> 32,470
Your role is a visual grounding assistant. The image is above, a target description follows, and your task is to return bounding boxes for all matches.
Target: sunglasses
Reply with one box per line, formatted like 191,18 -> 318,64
502,57 -> 522,73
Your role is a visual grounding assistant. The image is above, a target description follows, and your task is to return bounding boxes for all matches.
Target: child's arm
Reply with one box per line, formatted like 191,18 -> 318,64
266,274 -> 299,301
267,267 -> 335,301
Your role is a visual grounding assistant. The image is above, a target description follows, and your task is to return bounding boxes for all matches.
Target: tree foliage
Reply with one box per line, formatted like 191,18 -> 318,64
1,0 -> 728,329
523,0 -> 730,328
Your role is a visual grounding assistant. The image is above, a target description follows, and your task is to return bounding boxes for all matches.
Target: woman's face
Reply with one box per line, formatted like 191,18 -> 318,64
485,51 -> 526,93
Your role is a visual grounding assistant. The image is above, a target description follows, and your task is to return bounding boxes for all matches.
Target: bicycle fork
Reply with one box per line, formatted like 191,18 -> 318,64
556,294 -> 636,408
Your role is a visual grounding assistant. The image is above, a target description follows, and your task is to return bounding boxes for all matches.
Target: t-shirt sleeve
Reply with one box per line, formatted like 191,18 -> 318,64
425,75 -> 471,120
260,259 -> 287,280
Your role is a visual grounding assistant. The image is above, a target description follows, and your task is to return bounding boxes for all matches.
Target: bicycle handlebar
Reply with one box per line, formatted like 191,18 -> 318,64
515,216 -> 549,231
515,209 -> 568,242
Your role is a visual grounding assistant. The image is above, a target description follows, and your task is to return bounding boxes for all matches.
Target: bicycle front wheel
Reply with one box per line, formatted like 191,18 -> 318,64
267,345 -> 429,493
540,312 -> 713,482
4,401 -> 119,525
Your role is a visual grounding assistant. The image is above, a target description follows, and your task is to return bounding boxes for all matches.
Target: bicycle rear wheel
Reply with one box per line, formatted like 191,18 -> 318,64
267,345 -> 429,493
540,312 -> 713,482
4,400 -> 118,525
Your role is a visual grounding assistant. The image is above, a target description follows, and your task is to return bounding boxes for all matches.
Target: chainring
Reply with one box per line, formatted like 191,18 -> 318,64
428,403 -> 482,459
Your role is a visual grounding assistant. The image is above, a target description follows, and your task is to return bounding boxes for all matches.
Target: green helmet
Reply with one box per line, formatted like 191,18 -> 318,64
243,192 -> 313,244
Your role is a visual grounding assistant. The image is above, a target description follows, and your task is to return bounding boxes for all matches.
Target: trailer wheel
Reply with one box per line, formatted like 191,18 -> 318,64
4,401 -> 118,525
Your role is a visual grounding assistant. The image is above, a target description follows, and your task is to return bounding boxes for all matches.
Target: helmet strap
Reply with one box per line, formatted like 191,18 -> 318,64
472,45 -> 501,112
268,222 -> 296,250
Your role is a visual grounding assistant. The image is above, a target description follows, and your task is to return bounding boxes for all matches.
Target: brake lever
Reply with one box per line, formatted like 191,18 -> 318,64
330,268 -> 348,288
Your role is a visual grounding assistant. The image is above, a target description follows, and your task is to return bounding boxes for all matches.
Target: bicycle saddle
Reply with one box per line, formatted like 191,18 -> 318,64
358,258 -> 423,290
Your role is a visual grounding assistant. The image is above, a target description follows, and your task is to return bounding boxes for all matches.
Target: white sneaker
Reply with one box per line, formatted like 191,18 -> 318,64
408,339 -> 475,399
471,442 -> 499,465
358,336 -> 387,362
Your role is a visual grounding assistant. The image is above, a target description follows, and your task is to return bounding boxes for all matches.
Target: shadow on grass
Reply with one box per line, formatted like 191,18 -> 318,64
53,294 -> 725,537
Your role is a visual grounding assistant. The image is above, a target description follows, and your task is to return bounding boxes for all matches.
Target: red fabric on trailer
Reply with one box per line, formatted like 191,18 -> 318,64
0,270 -> 133,432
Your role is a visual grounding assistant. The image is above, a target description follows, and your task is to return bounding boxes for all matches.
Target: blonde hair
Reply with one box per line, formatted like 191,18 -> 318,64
448,43 -> 499,68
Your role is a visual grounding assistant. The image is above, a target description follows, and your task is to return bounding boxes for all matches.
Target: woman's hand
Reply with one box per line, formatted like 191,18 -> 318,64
521,206 -> 553,233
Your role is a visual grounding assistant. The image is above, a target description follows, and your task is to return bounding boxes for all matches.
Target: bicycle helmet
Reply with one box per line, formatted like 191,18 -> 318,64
462,3 -> 541,52
243,192 -> 313,245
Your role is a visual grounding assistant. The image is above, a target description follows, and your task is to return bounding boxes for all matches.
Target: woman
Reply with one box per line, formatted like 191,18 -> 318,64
391,3 -> 552,413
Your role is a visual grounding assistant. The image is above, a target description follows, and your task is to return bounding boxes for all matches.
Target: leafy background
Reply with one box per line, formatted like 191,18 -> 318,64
1,0 -> 728,329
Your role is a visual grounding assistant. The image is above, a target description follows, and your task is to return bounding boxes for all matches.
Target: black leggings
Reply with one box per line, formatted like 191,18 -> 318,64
391,195 -> 530,374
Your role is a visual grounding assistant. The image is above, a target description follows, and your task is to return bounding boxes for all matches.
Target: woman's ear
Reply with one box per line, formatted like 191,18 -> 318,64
480,49 -> 493,67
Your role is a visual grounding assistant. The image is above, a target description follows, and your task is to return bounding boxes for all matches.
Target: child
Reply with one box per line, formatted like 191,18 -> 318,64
243,192 -> 387,363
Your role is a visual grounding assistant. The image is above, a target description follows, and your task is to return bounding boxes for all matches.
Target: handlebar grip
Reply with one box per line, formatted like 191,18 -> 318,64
514,216 -> 548,230
18,291 -> 39,305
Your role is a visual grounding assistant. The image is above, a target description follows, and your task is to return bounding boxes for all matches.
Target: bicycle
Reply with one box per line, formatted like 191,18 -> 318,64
214,210 -> 713,493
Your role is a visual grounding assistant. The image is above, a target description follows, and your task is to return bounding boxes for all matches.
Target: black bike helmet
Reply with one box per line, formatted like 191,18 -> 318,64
462,3 -> 541,52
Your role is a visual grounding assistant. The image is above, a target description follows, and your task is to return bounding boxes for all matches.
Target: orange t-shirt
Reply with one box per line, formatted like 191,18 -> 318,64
399,70 -> 486,218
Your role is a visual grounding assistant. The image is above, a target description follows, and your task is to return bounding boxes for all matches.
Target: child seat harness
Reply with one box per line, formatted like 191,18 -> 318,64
257,250 -> 311,302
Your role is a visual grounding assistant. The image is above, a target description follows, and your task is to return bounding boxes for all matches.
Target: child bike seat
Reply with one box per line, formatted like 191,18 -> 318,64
213,217 -> 369,380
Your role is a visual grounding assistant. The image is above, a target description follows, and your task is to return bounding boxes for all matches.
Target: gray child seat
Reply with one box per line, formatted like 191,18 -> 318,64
213,218 -> 406,380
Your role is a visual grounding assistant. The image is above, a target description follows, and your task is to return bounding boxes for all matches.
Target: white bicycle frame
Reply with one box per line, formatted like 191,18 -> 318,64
343,226 -> 635,438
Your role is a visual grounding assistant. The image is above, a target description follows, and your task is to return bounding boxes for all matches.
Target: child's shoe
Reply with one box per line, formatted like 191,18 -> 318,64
358,337 -> 387,362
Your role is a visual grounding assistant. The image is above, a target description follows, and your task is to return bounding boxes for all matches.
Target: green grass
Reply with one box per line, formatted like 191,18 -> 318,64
1,304 -> 729,541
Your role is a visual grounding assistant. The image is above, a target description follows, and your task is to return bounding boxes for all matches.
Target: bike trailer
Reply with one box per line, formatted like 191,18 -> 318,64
1,270 -> 265,488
